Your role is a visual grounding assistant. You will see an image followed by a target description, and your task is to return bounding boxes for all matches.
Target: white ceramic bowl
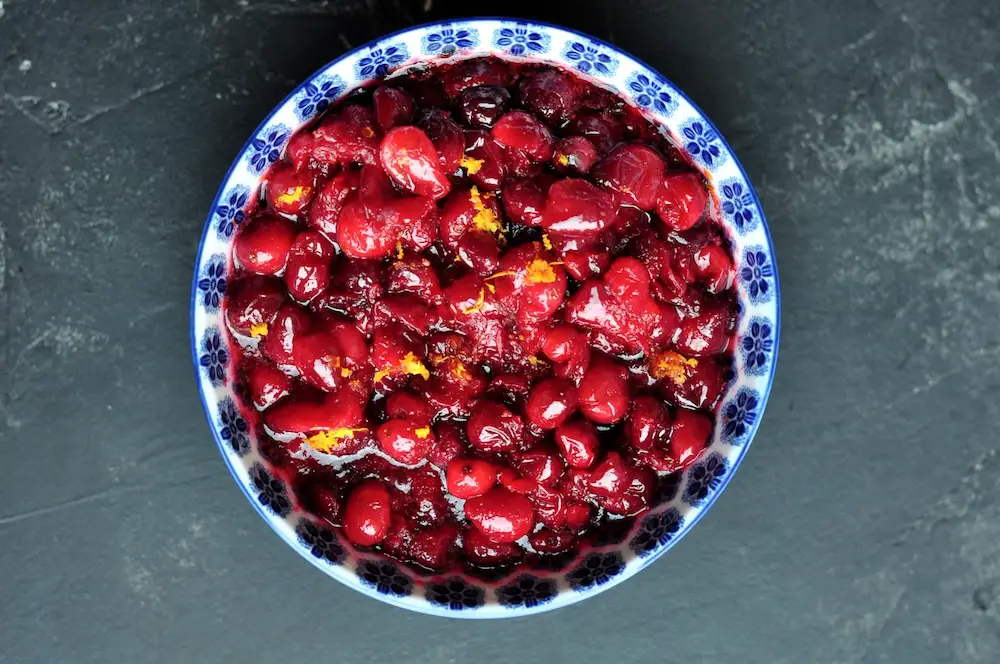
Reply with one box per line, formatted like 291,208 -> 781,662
191,18 -> 780,618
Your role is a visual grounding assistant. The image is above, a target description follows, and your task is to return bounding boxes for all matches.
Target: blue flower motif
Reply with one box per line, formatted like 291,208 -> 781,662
496,574 -> 558,608
248,125 -> 290,175
626,71 -> 677,116
563,40 -> 618,76
356,560 -> 413,597
722,387 -> 760,444
197,254 -> 227,312
493,24 -> 550,56
248,462 -> 292,517
739,246 -> 774,303
198,327 -> 228,386
355,43 -> 409,79
214,185 -> 250,239
741,317 -> 774,376
421,26 -> 479,55
294,75 -> 345,121
566,552 -> 625,591
425,577 -> 486,610
681,120 -> 726,169
629,508 -> 683,557
296,519 -> 347,565
683,453 -> 729,507
218,397 -> 250,456
720,178 -> 758,233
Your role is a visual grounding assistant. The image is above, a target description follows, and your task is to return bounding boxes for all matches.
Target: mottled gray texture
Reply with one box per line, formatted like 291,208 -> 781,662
1,0 -> 998,662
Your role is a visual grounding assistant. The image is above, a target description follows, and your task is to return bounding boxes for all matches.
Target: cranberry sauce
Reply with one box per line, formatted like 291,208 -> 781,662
224,56 -> 738,576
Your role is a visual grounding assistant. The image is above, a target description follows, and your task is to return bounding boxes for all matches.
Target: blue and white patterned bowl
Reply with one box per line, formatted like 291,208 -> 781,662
190,18 -> 780,618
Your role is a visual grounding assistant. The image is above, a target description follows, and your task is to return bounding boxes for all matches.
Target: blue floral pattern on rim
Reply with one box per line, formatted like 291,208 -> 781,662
566,552 -> 625,591
563,40 -> 619,76
740,246 -> 774,304
197,254 -> 226,312
629,508 -> 683,557
357,560 -> 413,597
496,574 -> 558,608
680,119 -> 726,169
425,577 -> 486,610
741,317 -> 774,376
198,326 -> 228,386
248,462 -> 292,517
294,75 -> 345,121
355,43 -> 409,79
214,185 -> 249,239
626,71 -> 678,116
722,387 -> 760,445
218,397 -> 250,456
421,25 -> 479,55
247,124 -> 290,175
493,24 -> 551,56
296,519 -> 347,565
720,177 -> 759,233
683,453 -> 729,507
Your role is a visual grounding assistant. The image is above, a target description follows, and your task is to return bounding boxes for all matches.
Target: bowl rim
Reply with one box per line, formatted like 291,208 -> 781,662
190,16 -> 781,618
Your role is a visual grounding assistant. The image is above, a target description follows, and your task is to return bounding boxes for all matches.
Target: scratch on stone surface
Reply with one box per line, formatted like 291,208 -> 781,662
0,486 -> 143,526
123,555 -> 162,605
128,302 -> 180,328
12,322 -> 109,369
240,0 -> 369,17
337,31 -> 352,50
72,79 -> 174,128
0,222 -> 6,294
842,29 -> 878,54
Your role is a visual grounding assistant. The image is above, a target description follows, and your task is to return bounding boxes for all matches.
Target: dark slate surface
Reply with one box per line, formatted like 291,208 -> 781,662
2,0 -> 999,662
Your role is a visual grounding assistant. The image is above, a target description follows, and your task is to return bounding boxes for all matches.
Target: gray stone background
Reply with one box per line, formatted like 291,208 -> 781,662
1,0 -> 999,662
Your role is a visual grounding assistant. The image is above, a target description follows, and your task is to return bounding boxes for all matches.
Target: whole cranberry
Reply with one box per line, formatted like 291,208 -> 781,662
284,231 -> 334,303
542,179 -> 616,237
592,144 -> 665,210
561,249 -> 611,281
570,113 -> 620,155
290,331 -> 350,392
519,69 -> 579,125
300,483 -> 341,526
464,488 -> 535,543
657,172 -> 707,231
670,408 -> 712,468
553,136 -> 599,174
376,419 -> 435,465
457,85 -> 511,127
379,126 -> 451,200
264,389 -> 364,437
485,374 -> 532,408
462,526 -> 524,567
512,448 -> 565,487
409,524 -> 459,571
529,529 -> 578,554
463,130 -> 507,191
386,257 -> 443,303
260,304 -> 312,368
443,59 -> 512,98
554,419 -> 600,469
245,358 -> 293,411
312,105 -> 380,166
466,401 -> 525,453
542,325 -> 585,363
626,395 -> 673,452
385,390 -> 431,422
342,480 -> 392,546
588,451 -> 630,499
693,245 -> 734,294
491,111 -> 555,162
306,168 -> 360,236
501,175 -> 554,227
265,163 -> 315,216
225,275 -> 285,337
525,378 -> 579,429
234,213 -> 297,275
372,86 -> 414,131
285,131 -> 315,171
446,458 -> 497,499
565,502 -> 592,530
416,108 -> 465,172
675,300 -> 734,356
427,421 -> 465,467
578,360 -> 630,424
659,357 -> 727,410
336,196 -> 396,259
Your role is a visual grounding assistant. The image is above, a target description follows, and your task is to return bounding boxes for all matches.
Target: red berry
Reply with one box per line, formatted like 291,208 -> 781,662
554,419 -> 600,469
588,451 -> 630,498
553,136 -> 599,174
670,408 -> 712,468
501,176 -> 553,227
462,526 -> 524,567
525,378 -> 579,429
463,130 -> 507,191
379,126 -> 452,200
675,300 -> 734,356
416,108 -> 465,172
312,105 -> 380,166
529,529 -> 578,554
266,163 -> 315,216
444,59 -> 512,98
592,144 -> 665,210
519,69 -> 579,125
385,390 -> 431,422
626,395 -> 673,452
693,245 -> 734,294
260,304 -> 312,368
577,360 -> 630,424
286,131 -> 315,171
511,448 -> 565,487
264,389 -> 364,436
376,419 -> 435,465
245,358 -> 293,411
234,213 -> 298,275
457,85 -> 511,128
409,524 -> 459,571
301,483 -> 341,526
542,179 -> 615,237
283,231 -> 334,303
372,86 -> 414,131
466,401 -> 525,453
225,276 -> 285,337
657,172 -> 707,231
306,168 -> 359,236
336,195 -> 396,259
491,111 -> 555,162
464,488 -> 535,543
446,458 -> 496,499
342,480 -> 392,546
